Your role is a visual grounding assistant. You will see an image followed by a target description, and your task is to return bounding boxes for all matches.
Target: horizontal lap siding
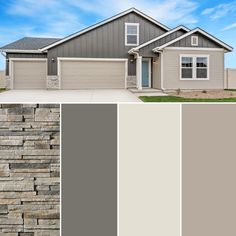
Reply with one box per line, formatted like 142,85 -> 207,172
48,12 -> 167,76
163,49 -> 224,90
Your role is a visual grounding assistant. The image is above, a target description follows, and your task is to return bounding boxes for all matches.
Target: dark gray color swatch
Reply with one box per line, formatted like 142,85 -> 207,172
182,104 -> 236,236
62,104 -> 117,236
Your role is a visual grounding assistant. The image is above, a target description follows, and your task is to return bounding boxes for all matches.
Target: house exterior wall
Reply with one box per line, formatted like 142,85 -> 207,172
47,12 -> 167,76
163,49 -> 225,90
139,29 -> 186,57
224,68 -> 236,89
153,57 -> 162,89
6,53 -> 47,76
0,70 -> 5,88
169,32 -> 221,48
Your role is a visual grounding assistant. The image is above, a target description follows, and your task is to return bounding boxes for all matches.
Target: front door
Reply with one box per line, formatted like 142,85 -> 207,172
142,59 -> 150,87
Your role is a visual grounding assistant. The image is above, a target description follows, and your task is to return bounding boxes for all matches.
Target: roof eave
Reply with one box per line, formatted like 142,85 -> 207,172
0,49 -> 43,53
129,25 -> 190,53
152,28 -> 233,52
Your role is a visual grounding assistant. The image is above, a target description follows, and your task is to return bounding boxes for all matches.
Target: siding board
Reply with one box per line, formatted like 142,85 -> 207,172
47,12 -> 167,75
163,49 -> 224,89
170,32 -> 221,48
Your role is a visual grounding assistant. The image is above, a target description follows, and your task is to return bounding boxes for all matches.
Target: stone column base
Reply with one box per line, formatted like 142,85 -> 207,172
47,76 -> 59,89
5,76 -> 11,89
127,76 -> 137,88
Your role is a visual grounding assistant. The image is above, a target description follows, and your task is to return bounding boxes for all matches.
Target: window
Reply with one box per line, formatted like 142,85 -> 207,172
191,36 -> 198,46
181,57 -> 193,79
125,23 -> 139,46
180,55 -> 209,80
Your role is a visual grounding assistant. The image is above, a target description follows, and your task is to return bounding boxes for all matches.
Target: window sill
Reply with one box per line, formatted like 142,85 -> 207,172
180,78 -> 209,81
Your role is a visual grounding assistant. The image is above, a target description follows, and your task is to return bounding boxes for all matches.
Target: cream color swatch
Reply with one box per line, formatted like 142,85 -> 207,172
119,104 -> 181,236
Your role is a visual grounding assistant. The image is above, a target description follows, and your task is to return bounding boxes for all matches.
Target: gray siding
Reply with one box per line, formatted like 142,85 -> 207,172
169,32 -> 221,48
6,53 -> 47,75
140,29 -> 186,57
47,12 -> 167,76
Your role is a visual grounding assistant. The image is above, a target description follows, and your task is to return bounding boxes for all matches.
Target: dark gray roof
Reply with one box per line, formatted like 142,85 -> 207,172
0,37 -> 61,51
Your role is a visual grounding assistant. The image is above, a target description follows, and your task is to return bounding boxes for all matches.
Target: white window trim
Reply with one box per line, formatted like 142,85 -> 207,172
125,23 -> 139,46
180,54 -> 209,81
191,36 -> 198,46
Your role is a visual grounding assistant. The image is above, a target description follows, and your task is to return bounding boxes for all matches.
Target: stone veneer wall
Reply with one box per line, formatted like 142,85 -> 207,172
0,104 -> 60,236
46,76 -> 59,90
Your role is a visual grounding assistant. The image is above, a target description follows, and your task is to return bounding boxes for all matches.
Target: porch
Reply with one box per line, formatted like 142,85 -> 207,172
132,54 -> 162,90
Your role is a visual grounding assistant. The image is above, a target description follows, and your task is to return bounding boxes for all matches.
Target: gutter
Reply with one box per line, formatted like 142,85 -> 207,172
0,51 -> 6,58
0,49 -> 43,53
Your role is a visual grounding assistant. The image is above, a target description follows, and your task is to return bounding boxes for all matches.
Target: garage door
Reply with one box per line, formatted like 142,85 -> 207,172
60,60 -> 126,89
13,60 -> 47,89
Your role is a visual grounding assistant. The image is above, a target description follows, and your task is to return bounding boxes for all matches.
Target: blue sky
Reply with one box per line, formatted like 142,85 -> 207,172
0,0 -> 236,70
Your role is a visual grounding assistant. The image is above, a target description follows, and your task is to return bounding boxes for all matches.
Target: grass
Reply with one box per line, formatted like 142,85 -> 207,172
0,88 -> 6,93
140,96 -> 236,102
224,89 -> 236,91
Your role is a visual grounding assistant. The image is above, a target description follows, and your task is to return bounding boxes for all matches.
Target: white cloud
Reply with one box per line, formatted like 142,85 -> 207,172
222,22 -> 236,31
7,0 -> 85,37
68,0 -> 199,26
201,1 -> 236,20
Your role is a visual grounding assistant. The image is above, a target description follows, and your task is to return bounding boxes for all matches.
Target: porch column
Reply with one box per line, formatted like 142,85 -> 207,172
136,55 -> 142,90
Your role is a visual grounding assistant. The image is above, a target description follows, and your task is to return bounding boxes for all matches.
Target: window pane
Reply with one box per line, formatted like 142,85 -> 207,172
197,68 -> 207,78
197,57 -> 207,67
127,25 -> 137,34
127,35 -> 137,44
182,57 -> 192,68
182,68 -> 193,78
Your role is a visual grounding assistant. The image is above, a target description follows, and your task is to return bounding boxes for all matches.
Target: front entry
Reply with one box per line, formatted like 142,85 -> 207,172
142,59 -> 150,88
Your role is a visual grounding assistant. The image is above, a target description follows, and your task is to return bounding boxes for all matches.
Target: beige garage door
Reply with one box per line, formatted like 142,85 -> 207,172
60,60 -> 126,89
13,60 -> 47,89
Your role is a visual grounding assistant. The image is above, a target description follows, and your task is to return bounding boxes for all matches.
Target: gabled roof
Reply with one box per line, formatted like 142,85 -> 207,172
0,37 -> 60,53
153,28 -> 233,52
40,8 -> 170,52
129,25 -> 190,53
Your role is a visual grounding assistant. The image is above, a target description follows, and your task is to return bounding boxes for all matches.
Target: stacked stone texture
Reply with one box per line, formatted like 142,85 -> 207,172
0,104 -> 60,236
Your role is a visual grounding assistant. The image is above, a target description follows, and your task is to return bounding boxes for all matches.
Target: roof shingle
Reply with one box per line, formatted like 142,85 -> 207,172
0,37 -> 61,51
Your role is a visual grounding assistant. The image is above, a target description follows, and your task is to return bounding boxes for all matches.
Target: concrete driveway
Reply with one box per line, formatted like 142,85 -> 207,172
0,89 -> 141,103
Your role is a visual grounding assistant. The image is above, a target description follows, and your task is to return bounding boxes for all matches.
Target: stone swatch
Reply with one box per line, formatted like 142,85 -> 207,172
0,104 -> 60,236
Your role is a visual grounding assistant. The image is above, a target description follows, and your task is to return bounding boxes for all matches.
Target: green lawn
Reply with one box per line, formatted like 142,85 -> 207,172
140,96 -> 236,102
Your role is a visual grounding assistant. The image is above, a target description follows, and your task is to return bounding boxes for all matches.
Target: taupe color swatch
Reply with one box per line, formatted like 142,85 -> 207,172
119,104 -> 181,236
183,105 -> 236,236
62,104 -> 117,236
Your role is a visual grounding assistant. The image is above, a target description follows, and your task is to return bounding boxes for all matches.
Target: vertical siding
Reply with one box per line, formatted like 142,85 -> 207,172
140,29 -> 186,56
169,32 -> 221,48
6,53 -> 47,76
47,12 -> 167,75
163,49 -> 225,90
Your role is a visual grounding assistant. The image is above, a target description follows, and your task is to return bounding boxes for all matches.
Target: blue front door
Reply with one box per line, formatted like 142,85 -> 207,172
142,60 -> 149,87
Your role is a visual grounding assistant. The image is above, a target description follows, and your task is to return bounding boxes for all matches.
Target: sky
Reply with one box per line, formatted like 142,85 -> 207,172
0,0 -> 235,70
